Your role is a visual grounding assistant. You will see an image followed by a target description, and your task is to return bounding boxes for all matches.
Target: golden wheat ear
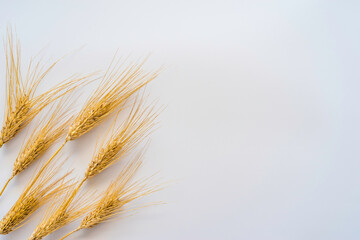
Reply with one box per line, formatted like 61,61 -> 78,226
0,158 -> 73,235
0,29 -> 93,148
0,96 -> 75,198
84,94 -> 161,179
28,180 -> 95,240
59,152 -> 162,240
65,56 -> 161,142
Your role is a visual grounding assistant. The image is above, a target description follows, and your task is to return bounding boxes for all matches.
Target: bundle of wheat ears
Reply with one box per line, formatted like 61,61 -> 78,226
0,29 -> 164,239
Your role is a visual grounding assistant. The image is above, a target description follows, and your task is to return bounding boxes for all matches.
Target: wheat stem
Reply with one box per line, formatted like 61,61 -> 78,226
64,178 -> 86,205
41,140 -> 67,169
58,228 -> 80,240
0,175 -> 14,197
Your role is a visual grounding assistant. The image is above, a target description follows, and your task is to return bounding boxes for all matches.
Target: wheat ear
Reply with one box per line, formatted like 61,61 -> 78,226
28,181 -> 94,240
59,153 -> 162,240
0,28 -> 92,147
0,97 -> 74,197
66,56 -> 160,141
85,96 -> 160,179
0,160 -> 73,234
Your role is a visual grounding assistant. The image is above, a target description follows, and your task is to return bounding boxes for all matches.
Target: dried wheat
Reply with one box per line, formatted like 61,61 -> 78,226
30,109 -> 159,240
59,153 -> 161,240
0,97 -> 74,197
0,28 -> 91,147
32,57 -> 159,189
28,180 -> 94,240
66,57 -> 160,141
85,96 -> 160,179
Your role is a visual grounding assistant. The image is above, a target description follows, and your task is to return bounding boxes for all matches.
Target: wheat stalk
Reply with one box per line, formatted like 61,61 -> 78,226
0,28 -> 91,148
0,96 -> 74,197
59,153 -> 161,240
28,181 -> 94,240
0,160 -> 73,235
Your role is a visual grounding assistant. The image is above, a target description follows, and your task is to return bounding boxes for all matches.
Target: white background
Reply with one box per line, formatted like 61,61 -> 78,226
0,0 -> 360,239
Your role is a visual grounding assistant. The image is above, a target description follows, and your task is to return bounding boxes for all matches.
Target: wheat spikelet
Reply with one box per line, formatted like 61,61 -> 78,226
85,96 -> 160,179
66,57 -> 160,142
28,181 -> 94,240
0,160 -> 73,235
0,28 -> 91,148
59,153 -> 161,240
